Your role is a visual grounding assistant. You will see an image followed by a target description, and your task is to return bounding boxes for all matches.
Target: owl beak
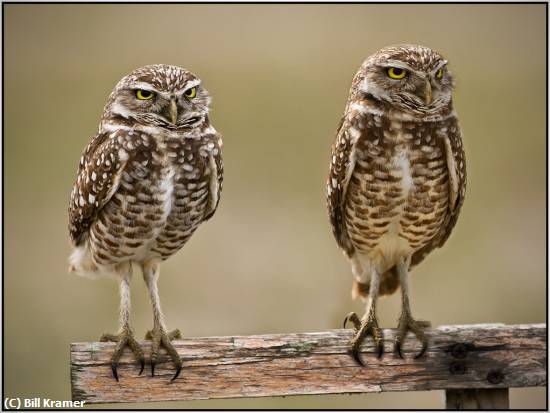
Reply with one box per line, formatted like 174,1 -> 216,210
169,98 -> 178,124
423,80 -> 433,105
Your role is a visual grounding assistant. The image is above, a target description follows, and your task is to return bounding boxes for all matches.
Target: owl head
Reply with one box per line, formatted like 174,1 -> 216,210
355,45 -> 454,117
101,64 -> 211,130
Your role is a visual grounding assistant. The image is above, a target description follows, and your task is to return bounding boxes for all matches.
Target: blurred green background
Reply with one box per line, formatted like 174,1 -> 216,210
4,4 -> 546,409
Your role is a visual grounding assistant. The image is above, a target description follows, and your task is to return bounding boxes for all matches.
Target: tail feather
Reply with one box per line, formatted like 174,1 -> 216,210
68,241 -> 119,279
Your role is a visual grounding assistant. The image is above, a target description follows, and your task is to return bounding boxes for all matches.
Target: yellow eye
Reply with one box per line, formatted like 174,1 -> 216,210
184,87 -> 197,99
135,89 -> 154,100
387,67 -> 407,79
436,68 -> 443,79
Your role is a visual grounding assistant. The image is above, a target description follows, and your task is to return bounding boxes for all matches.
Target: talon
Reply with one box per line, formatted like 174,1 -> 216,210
346,309 -> 382,366
415,341 -> 428,359
111,363 -> 119,382
343,312 -> 361,330
171,364 -> 182,382
394,313 -> 430,360
377,343 -> 384,359
350,349 -> 365,367
395,342 -> 403,359
100,329 -> 144,381
148,328 -> 183,379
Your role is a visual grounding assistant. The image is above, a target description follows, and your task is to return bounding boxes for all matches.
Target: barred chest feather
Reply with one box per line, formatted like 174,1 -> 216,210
344,114 -> 451,271
89,127 -> 220,265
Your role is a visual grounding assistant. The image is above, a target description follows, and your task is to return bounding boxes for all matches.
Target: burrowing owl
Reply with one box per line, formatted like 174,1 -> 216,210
327,45 -> 466,364
68,64 -> 223,381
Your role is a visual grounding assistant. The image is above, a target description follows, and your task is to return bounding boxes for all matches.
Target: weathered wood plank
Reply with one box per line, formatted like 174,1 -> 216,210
445,388 -> 509,409
70,323 -> 546,404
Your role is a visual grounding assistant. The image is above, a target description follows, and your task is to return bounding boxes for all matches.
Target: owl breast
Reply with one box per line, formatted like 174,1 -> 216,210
89,131 -> 215,265
344,116 -> 449,272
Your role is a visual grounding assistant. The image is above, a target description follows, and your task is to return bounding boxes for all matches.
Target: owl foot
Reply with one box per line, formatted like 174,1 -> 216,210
344,311 -> 384,366
145,328 -> 182,381
394,313 -> 431,359
99,328 -> 145,382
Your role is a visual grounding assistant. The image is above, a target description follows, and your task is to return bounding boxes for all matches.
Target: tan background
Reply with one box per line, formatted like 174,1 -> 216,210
4,4 -> 546,409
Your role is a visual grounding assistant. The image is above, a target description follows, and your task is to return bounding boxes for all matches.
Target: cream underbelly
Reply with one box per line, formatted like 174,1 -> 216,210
345,146 -> 449,280
70,167 -> 209,277
348,205 -> 445,283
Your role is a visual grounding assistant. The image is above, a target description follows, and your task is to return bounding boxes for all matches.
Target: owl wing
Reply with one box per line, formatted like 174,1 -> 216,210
203,133 -> 223,221
68,132 -> 128,246
411,122 -> 466,267
327,117 -> 357,257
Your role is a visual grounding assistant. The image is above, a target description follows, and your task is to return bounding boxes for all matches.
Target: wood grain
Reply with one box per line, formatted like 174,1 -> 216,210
70,323 -> 546,404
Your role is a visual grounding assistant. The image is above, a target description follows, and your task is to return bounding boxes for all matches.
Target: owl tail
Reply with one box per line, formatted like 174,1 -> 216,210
68,240 -> 100,278
351,266 -> 400,300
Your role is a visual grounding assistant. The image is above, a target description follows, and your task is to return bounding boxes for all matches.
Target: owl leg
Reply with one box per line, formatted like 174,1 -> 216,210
142,262 -> 183,381
343,267 -> 384,366
394,256 -> 431,359
99,265 -> 145,382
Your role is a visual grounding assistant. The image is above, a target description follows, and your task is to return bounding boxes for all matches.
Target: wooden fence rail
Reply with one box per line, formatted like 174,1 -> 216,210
70,323 -> 546,408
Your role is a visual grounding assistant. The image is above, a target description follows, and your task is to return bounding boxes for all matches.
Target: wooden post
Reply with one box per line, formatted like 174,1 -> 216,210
70,323 -> 546,406
446,389 -> 509,409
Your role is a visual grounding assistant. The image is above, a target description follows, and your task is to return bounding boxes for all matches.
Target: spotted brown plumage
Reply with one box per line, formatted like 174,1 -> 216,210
68,64 -> 223,381
327,45 -> 466,365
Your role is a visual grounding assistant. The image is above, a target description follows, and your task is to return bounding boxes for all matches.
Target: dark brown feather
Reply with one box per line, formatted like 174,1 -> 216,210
68,132 -> 125,245
327,117 -> 356,258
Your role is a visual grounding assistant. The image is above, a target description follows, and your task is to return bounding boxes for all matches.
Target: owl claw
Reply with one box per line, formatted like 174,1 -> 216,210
347,311 -> 383,366
395,342 -> 403,359
99,327 -> 144,381
146,328 -> 182,381
394,314 -> 430,359
377,343 -> 384,359
343,312 -> 362,330
171,365 -> 182,382
350,348 -> 365,367
415,341 -> 428,359
111,364 -> 119,382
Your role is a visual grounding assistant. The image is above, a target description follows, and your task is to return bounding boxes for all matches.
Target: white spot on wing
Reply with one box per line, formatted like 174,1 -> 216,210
349,128 -> 361,143
444,136 -> 459,211
206,154 -> 219,216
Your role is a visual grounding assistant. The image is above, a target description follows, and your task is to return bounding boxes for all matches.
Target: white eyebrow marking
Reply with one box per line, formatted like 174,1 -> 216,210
378,60 -> 415,71
175,79 -> 201,94
379,59 -> 448,78
432,60 -> 448,74
129,79 -> 202,98
131,81 -> 157,91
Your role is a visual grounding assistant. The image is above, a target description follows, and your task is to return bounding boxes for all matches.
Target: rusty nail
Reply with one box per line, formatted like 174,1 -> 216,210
450,343 -> 468,359
449,361 -> 467,375
487,369 -> 504,384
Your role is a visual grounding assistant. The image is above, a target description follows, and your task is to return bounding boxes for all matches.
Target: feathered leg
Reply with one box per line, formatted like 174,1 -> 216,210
100,263 -> 145,381
344,266 -> 384,366
394,256 -> 430,359
142,261 -> 182,381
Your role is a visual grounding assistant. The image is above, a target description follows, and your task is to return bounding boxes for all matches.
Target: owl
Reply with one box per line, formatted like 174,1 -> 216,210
327,45 -> 466,365
68,64 -> 223,381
